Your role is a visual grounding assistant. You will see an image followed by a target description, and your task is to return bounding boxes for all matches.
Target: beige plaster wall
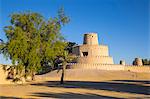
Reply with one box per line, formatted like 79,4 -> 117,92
73,45 -> 109,57
69,63 -> 150,73
70,63 -> 124,70
77,56 -> 114,64
79,45 -> 109,56
124,65 -> 150,72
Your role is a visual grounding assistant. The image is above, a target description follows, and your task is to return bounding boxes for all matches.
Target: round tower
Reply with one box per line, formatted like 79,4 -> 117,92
83,33 -> 99,45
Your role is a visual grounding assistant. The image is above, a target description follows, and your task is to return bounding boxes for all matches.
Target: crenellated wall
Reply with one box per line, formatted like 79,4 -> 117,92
70,63 -> 124,70
125,66 -> 150,72
69,63 -> 150,73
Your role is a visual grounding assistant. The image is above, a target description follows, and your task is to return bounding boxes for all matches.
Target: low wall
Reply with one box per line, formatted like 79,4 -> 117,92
0,64 -> 30,84
0,64 -> 12,84
69,63 -> 150,73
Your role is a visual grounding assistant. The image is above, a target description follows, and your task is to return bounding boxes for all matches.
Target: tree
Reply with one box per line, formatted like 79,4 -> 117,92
142,59 -> 150,65
0,8 -> 70,82
65,42 -> 77,54
58,51 -> 76,84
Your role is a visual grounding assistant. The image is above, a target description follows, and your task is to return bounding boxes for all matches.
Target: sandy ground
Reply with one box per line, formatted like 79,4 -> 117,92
0,69 -> 150,99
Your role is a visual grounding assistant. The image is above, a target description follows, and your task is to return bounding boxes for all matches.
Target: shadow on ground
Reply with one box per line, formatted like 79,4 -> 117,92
0,96 -> 34,99
31,92 -> 122,99
112,80 -> 150,84
31,80 -> 150,96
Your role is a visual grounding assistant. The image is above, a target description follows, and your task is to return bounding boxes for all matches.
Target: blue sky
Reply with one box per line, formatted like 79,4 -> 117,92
0,0 -> 149,64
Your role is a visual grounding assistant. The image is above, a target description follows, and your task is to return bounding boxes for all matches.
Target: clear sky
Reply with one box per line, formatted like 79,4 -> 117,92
0,0 -> 149,64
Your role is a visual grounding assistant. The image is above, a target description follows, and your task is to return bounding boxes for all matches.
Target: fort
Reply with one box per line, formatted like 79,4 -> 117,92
72,33 -> 114,64
70,33 -> 150,72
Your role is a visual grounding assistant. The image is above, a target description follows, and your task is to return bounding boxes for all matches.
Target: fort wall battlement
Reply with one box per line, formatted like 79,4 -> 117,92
69,63 -> 150,73
125,66 -> 150,72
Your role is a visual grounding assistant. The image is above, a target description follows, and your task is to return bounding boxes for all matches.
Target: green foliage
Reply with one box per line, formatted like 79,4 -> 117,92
66,42 -> 77,54
142,59 -> 150,65
0,8 -> 70,80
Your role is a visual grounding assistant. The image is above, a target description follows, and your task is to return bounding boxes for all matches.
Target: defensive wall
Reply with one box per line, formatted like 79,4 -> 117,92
69,63 -> 150,73
125,65 -> 150,72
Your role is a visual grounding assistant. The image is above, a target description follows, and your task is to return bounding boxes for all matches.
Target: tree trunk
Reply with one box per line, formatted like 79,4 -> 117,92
31,71 -> 35,81
60,62 -> 66,84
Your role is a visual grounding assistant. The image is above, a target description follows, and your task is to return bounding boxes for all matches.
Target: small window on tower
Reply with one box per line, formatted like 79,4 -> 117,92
82,52 -> 88,56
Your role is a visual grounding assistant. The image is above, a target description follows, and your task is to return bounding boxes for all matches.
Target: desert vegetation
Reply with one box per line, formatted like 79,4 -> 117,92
0,8 -> 75,83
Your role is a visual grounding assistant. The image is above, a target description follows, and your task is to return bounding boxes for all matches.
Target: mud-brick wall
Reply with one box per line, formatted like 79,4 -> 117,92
125,65 -> 150,72
70,63 -> 150,72
70,63 -> 124,70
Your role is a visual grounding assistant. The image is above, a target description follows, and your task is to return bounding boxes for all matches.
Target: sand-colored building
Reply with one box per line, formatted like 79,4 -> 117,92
72,33 -> 114,64
71,33 -> 150,72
